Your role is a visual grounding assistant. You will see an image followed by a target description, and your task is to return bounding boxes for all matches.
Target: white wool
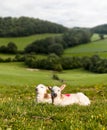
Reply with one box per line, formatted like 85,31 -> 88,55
50,85 -> 90,106
35,84 -> 52,103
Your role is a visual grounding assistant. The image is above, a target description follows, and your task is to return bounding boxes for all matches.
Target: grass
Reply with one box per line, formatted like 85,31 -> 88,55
0,62 -> 58,87
64,38 -> 107,58
0,33 -> 61,51
0,62 -> 107,87
57,69 -> 107,88
0,62 -> 107,129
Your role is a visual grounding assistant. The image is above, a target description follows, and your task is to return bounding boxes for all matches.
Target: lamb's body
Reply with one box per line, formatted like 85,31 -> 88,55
53,93 -> 90,106
35,84 -> 52,103
49,85 -> 90,106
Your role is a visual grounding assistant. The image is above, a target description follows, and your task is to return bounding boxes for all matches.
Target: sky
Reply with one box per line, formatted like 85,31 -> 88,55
0,0 -> 107,28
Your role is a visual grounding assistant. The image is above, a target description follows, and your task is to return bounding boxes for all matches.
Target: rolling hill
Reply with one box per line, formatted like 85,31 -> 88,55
64,34 -> 107,58
0,33 -> 61,51
0,16 -> 67,37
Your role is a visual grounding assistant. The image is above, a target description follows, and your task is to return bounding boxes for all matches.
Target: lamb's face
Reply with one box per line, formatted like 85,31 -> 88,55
51,86 -> 61,98
36,84 -> 47,94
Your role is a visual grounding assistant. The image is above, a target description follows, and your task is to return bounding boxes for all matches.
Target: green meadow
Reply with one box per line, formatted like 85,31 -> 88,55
0,34 -> 107,130
0,33 -> 60,50
0,62 -> 107,87
64,36 -> 107,58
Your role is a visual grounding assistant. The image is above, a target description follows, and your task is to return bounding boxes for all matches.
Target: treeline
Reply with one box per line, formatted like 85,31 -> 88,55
0,53 -> 107,73
83,55 -> 107,73
91,24 -> 107,34
0,16 -> 67,37
24,54 -> 107,73
25,28 -> 92,55
24,36 -> 64,56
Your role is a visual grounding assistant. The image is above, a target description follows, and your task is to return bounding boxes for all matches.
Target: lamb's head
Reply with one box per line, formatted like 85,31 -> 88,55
35,84 -> 48,95
49,84 -> 66,99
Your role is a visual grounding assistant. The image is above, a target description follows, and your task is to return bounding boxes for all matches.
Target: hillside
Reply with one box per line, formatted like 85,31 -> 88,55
0,16 -> 67,37
64,34 -> 107,58
0,33 -> 61,51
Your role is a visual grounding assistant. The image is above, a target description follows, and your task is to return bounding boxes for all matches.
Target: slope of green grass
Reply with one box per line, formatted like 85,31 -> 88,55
0,33 -> 61,50
64,38 -> 107,58
0,62 -> 107,87
0,62 -> 59,87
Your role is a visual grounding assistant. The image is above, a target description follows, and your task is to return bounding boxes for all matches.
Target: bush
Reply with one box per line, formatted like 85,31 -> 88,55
52,74 -> 60,80
82,55 -> 107,73
7,42 -> 17,53
0,42 -> 17,54
13,54 -> 25,62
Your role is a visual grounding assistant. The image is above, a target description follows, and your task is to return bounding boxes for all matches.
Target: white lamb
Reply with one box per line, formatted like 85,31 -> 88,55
49,84 -> 91,106
35,84 -> 52,103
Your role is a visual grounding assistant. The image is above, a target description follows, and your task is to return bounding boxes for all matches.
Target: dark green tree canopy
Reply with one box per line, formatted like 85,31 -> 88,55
91,24 -> 107,34
63,28 -> 92,47
0,16 -> 67,37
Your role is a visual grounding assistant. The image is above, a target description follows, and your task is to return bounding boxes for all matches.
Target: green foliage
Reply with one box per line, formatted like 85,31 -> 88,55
92,24 -> 107,34
0,42 -> 17,54
99,34 -> 104,39
25,53 -> 63,71
48,43 -> 64,56
0,16 -> 67,37
24,53 -> 107,73
63,28 -> 92,47
61,57 -> 82,69
7,42 -> 17,53
52,74 -> 60,80
25,37 -> 64,56
25,54 -> 82,71
82,55 -> 107,73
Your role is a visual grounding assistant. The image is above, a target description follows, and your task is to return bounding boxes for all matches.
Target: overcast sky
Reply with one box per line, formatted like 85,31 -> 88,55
0,0 -> 107,27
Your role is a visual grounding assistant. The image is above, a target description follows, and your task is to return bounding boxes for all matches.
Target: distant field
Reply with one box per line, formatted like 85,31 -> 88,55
0,33 -> 61,50
64,37 -> 107,58
0,62 -> 58,87
91,33 -> 99,41
0,62 -> 107,87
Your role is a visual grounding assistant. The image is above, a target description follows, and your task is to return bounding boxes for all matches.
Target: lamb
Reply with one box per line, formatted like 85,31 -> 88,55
35,84 -> 52,103
49,84 -> 91,106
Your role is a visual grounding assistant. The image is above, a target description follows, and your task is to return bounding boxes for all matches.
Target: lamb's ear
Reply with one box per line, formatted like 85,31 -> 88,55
48,86 -> 52,91
60,84 -> 66,91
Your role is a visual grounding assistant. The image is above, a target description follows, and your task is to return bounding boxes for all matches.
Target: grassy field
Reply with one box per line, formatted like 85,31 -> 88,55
0,33 -> 61,51
0,62 -> 107,87
0,62 -> 107,130
64,38 -> 107,58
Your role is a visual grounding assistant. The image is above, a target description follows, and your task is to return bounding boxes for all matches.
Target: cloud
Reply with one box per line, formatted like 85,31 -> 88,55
0,0 -> 107,27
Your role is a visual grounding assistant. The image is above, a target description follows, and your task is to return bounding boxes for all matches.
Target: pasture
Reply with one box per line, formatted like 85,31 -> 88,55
0,33 -> 60,51
0,62 -> 107,130
64,35 -> 107,58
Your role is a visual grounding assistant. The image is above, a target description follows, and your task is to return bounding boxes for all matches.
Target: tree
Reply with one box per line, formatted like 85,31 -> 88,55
99,34 -> 104,40
48,44 -> 64,56
7,42 -> 17,53
63,28 -> 92,47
